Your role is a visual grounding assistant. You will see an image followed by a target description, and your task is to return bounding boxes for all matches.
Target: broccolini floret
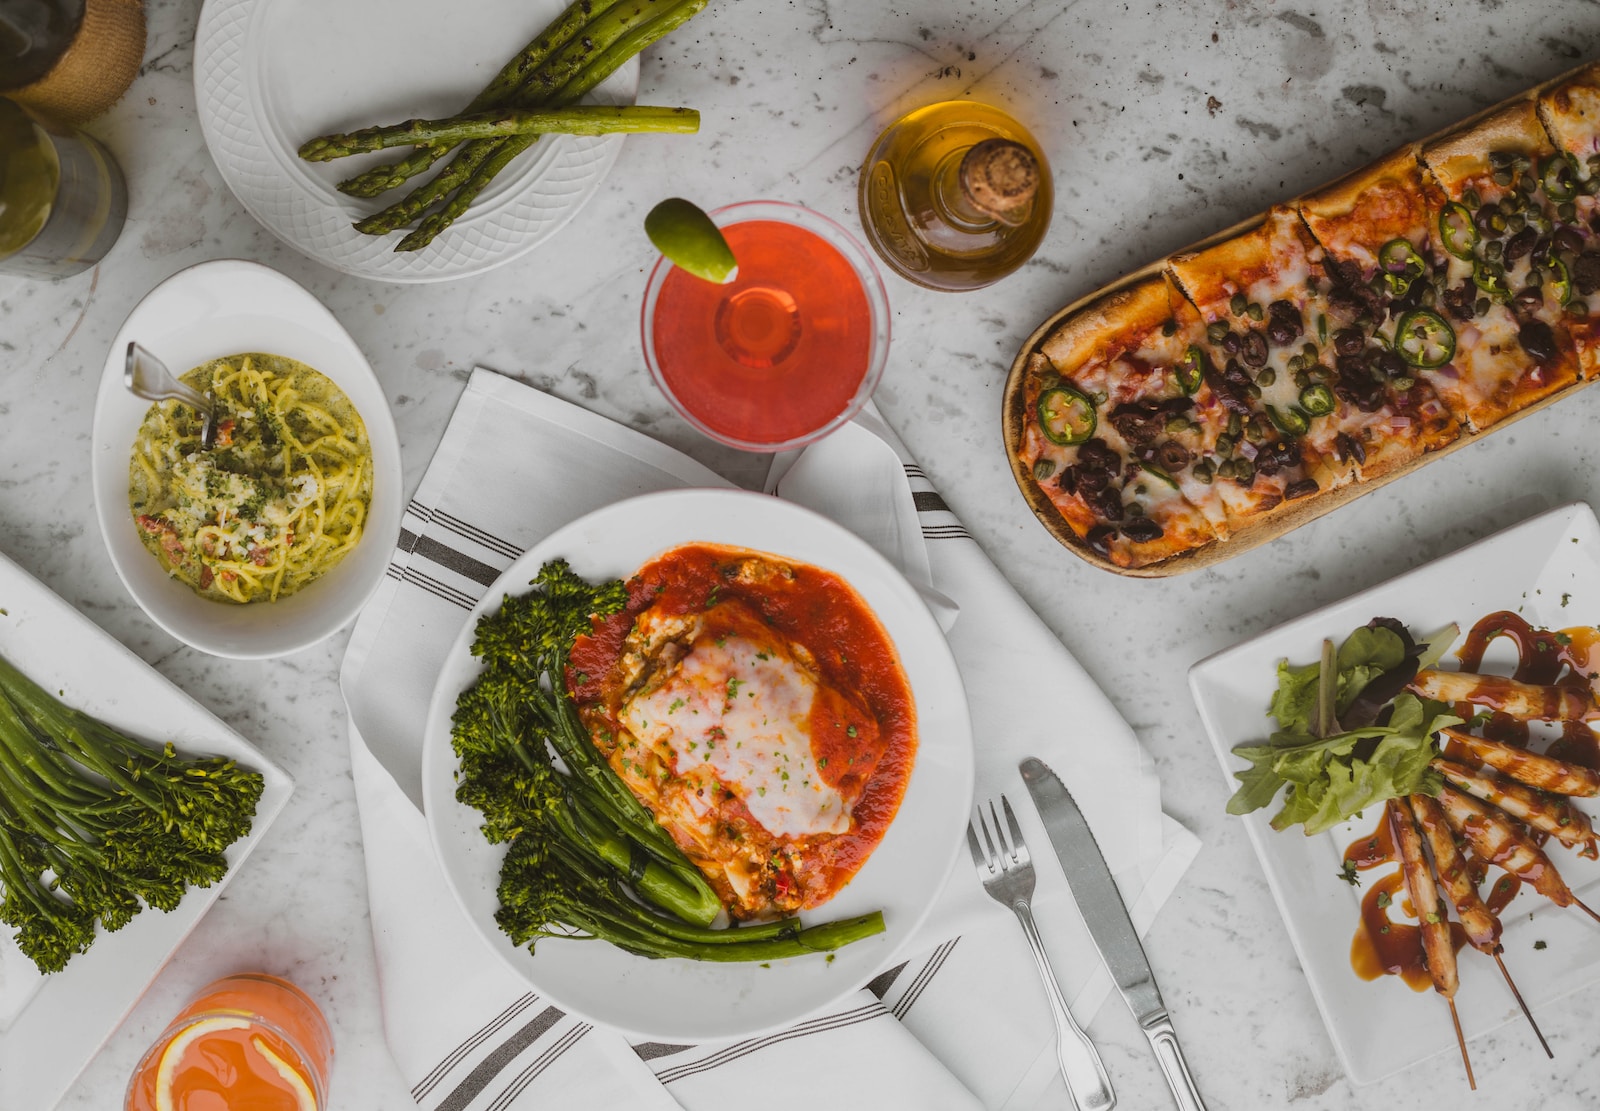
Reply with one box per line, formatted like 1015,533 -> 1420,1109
0,653 -> 263,974
453,558 -> 885,961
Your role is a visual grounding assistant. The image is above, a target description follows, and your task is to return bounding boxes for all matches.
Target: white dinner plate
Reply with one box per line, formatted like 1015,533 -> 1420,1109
1189,501 -> 1600,1086
91,258 -> 404,659
193,0 -> 638,282
420,489 -> 975,1042
0,548 -> 294,1111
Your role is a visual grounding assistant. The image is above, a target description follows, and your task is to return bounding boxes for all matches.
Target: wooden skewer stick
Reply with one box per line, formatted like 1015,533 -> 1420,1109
1492,951 -> 1553,1058
1575,896 -> 1600,927
1447,998 -> 1477,1090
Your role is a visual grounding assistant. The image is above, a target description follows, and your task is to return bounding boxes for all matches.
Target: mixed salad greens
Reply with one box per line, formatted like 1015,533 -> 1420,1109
1228,618 -> 1462,835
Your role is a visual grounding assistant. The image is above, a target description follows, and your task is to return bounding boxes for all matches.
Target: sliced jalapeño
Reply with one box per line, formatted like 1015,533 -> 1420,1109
1038,386 -> 1097,446
1439,202 -> 1478,260
1394,308 -> 1456,368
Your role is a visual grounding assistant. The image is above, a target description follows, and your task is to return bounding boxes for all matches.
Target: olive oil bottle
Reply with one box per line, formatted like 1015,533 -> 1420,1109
0,96 -> 125,277
859,100 -> 1052,291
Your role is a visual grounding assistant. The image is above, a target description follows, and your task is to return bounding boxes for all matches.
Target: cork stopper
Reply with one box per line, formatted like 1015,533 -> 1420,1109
9,0 -> 144,125
958,138 -> 1039,227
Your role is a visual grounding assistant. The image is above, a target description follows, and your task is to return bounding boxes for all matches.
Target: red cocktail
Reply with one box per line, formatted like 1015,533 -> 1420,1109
641,201 -> 891,451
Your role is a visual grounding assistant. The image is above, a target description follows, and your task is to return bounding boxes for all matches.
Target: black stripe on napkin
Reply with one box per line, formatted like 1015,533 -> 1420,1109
864,960 -> 909,999
903,464 -> 927,479
633,1041 -> 694,1061
921,525 -> 971,541
413,993 -> 538,1100
654,1002 -> 887,1084
402,567 -> 476,611
408,500 -> 435,522
912,490 -> 949,514
398,528 -> 420,555
433,1006 -> 564,1111
413,535 -> 502,588
892,937 -> 960,1019
433,508 -> 524,560
485,1023 -> 591,1111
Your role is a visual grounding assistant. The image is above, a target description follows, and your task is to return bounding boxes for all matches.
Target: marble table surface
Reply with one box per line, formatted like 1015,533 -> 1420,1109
6,1 -> 1600,1108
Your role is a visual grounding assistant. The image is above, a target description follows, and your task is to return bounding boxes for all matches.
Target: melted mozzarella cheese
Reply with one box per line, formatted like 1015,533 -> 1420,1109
623,633 -> 849,838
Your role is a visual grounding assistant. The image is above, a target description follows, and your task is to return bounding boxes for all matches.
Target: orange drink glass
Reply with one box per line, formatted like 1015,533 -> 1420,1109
125,973 -> 332,1111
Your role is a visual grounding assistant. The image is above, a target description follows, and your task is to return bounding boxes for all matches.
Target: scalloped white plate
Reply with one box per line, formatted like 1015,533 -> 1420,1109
194,0 -> 638,282
420,489 -> 975,1042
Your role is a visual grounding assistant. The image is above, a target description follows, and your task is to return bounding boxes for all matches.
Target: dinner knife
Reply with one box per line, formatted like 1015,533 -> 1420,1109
1020,757 -> 1208,1111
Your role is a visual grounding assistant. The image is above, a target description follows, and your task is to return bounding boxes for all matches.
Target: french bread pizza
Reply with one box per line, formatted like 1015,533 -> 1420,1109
1008,62 -> 1600,573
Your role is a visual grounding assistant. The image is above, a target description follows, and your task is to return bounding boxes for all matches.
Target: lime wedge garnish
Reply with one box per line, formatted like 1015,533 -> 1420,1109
645,198 -> 738,284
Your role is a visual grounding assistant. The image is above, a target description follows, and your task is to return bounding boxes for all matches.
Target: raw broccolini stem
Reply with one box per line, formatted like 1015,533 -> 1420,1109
335,0 -> 631,197
393,0 -> 709,250
300,106 -> 698,161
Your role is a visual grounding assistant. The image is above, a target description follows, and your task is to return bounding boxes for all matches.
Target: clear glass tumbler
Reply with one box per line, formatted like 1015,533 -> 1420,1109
0,94 -> 126,278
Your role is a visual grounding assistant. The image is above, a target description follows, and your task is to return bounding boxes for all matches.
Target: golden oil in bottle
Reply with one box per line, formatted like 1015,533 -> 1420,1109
0,96 -> 126,278
859,100 -> 1051,292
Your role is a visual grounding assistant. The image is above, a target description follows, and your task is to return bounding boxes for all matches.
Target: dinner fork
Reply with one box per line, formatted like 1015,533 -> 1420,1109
970,796 -> 1116,1111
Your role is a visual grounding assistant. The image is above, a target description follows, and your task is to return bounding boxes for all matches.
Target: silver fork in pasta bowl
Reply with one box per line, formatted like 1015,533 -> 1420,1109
969,795 -> 1116,1111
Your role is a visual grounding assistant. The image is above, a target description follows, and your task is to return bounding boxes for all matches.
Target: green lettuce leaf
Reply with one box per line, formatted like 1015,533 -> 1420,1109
1267,660 -> 1320,730
1228,621 -> 1462,835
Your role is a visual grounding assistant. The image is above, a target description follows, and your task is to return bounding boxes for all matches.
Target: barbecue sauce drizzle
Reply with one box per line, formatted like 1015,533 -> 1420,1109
1344,611 -> 1600,988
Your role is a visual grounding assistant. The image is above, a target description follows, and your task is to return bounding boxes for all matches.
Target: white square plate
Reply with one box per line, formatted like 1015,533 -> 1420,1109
1188,501 -> 1600,1086
0,550 -> 294,1110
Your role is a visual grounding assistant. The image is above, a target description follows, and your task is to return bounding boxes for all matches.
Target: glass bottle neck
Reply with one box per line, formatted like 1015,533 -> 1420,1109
931,146 -> 998,230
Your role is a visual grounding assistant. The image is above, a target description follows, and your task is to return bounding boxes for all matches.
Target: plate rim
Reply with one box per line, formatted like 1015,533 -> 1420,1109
419,487 -> 975,1041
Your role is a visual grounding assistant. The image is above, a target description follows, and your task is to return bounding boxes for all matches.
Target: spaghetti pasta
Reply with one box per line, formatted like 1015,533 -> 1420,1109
128,353 -> 373,604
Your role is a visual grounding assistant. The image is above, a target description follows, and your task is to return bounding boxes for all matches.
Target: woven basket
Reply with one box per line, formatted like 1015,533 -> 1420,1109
10,0 -> 145,124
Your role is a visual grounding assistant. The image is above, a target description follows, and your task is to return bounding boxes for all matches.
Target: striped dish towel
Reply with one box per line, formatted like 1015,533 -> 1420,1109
340,367 -> 1199,1111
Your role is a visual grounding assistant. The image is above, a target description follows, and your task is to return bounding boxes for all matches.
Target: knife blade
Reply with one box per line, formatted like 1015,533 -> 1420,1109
1021,757 -> 1208,1111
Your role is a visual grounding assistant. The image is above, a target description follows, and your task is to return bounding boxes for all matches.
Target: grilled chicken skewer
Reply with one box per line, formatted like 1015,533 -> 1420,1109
1408,794 -> 1553,1057
1433,758 -> 1597,856
1438,728 -> 1600,798
1409,670 -> 1597,721
1436,786 -> 1600,925
1388,798 -> 1474,1087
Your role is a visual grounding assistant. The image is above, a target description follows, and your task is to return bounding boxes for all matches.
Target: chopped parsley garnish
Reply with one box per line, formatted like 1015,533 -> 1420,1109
1337,860 -> 1361,887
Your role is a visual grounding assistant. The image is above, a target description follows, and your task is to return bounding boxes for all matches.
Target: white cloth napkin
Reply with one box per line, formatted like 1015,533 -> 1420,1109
340,367 -> 1200,1111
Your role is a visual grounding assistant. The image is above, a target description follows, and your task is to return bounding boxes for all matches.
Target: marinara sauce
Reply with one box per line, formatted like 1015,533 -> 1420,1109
568,543 -> 917,903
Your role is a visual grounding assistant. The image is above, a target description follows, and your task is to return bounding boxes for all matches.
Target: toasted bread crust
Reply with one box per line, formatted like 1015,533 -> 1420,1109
1422,100 -> 1551,193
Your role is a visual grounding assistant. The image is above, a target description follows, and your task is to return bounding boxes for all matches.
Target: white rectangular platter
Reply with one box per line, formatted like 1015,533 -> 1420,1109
0,549 -> 294,1110
1189,501 -> 1600,1085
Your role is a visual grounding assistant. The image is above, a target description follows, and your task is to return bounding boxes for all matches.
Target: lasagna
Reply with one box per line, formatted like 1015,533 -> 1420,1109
568,544 -> 916,919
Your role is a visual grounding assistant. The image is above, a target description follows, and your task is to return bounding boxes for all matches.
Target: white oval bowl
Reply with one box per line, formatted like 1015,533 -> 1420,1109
92,259 -> 403,658
421,489 -> 975,1042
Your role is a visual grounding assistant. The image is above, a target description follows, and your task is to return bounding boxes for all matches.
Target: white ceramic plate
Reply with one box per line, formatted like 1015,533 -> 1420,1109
194,0 -> 638,282
1189,501 -> 1600,1086
0,548 -> 294,1111
91,258 -> 403,659
421,489 -> 975,1041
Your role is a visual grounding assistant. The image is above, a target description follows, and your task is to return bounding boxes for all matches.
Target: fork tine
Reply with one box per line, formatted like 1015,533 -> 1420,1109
989,800 -> 1010,861
1001,796 -> 1027,857
966,821 -> 989,870
978,802 -> 1001,866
